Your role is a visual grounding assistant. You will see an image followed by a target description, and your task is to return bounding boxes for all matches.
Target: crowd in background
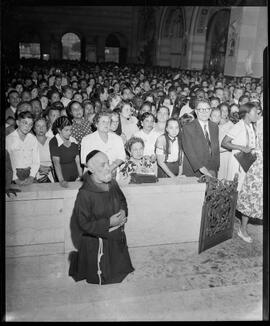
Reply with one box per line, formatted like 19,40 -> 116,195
4,60 -> 263,241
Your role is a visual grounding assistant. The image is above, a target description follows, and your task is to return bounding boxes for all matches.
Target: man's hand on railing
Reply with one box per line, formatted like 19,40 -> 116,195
6,188 -> 21,199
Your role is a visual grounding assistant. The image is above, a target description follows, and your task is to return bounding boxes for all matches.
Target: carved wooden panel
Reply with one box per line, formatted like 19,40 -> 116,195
198,174 -> 238,254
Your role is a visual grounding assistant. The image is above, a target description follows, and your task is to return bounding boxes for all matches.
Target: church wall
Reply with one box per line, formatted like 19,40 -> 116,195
156,7 -> 193,68
3,5 -> 267,74
188,7 -> 209,70
4,6 -> 134,63
224,6 -> 267,77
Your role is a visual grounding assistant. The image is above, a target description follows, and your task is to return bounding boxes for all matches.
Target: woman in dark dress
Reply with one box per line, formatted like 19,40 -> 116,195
69,150 -> 134,285
49,116 -> 82,187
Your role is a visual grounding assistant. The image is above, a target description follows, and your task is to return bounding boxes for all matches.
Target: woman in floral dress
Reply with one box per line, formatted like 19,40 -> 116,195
236,116 -> 263,243
116,137 -> 157,184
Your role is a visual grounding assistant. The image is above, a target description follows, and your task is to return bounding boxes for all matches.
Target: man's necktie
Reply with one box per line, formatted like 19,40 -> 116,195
204,124 -> 212,155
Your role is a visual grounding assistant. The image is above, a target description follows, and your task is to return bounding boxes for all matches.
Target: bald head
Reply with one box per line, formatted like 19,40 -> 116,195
86,151 -> 112,183
87,151 -> 107,170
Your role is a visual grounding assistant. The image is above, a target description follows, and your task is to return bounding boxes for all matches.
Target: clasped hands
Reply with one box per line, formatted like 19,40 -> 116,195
241,146 -> 256,155
199,166 -> 216,178
6,187 -> 21,199
110,209 -> 127,227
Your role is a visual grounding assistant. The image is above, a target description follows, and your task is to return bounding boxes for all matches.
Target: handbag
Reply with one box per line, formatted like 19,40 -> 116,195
16,167 -> 31,180
130,173 -> 158,184
234,151 -> 257,173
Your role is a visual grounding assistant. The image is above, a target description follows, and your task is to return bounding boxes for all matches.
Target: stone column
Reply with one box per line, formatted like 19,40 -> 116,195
80,36 -> 86,62
96,35 -> 105,63
224,6 -> 267,78
50,34 -> 62,60
127,6 -> 139,63
186,7 -> 208,70
85,36 -> 97,62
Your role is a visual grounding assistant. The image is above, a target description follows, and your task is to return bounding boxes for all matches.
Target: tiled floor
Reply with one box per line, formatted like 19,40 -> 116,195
5,220 -> 263,321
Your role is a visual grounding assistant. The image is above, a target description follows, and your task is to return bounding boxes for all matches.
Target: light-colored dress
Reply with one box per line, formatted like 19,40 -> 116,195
226,119 -> 256,191
153,123 -> 165,136
237,117 -> 263,219
36,137 -> 54,182
120,115 -> 139,141
218,120 -> 234,180
134,129 -> 160,156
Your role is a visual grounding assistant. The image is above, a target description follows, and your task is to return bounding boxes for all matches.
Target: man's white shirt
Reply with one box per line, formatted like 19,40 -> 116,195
6,130 -> 40,180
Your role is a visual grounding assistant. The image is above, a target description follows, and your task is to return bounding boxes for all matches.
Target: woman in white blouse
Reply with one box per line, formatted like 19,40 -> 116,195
33,117 -> 55,183
134,112 -> 160,159
153,105 -> 170,136
217,102 -> 234,180
118,100 -> 139,141
221,102 -> 258,191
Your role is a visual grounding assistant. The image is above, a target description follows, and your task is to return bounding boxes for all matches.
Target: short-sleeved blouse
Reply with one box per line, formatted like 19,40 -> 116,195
49,134 -> 79,182
155,134 -> 180,163
37,137 -> 52,167
226,119 -> 256,151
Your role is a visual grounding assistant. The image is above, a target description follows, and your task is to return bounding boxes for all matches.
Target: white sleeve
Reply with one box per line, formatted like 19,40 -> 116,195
116,137 -> 126,162
226,122 -> 241,140
6,136 -> 17,181
80,135 -> 88,165
30,138 -> 40,178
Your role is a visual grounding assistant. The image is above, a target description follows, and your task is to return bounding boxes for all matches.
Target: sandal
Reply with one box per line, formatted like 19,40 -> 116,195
237,228 -> 253,243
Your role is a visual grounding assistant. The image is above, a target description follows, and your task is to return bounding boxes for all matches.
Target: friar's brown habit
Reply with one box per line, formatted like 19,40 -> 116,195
69,172 -> 134,284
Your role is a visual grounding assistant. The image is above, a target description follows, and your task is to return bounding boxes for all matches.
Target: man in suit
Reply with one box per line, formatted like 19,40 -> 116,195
181,99 -> 220,178
50,75 -> 63,96
5,90 -> 20,120
168,86 -> 182,119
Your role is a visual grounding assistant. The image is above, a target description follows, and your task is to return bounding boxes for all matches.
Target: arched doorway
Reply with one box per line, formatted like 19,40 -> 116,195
204,9 -> 231,73
105,34 -> 120,63
61,33 -> 81,60
158,6 -> 185,67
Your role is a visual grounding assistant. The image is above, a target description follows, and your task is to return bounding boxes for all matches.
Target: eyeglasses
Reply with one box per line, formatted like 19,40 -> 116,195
197,108 -> 211,112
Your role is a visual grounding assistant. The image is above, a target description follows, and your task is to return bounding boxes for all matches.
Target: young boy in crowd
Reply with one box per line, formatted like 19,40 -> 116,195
45,106 -> 61,138
6,90 -> 20,120
6,111 -> 40,186
61,86 -> 73,107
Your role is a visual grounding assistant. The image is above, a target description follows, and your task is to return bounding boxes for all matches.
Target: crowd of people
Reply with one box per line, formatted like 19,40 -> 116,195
5,59 -> 263,245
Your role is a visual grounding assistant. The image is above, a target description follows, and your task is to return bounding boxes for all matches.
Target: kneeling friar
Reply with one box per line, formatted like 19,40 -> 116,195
69,150 -> 134,284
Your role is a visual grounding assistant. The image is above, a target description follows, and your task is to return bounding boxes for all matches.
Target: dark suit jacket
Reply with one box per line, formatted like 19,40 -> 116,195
5,107 -> 16,120
181,119 -> 220,177
171,104 -> 181,119
6,150 -> 13,189
50,85 -> 63,95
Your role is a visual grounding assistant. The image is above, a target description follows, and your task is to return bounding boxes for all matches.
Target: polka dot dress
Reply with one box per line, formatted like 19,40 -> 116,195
71,119 -> 92,151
